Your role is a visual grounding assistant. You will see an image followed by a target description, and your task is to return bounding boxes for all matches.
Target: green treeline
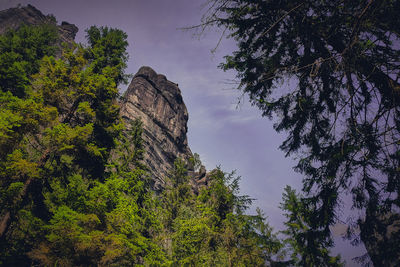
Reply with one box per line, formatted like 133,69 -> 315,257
0,24 -> 342,266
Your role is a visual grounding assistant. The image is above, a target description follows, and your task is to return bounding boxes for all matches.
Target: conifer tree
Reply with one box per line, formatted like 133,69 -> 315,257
0,24 -> 135,265
199,1 -> 400,263
280,186 -> 343,266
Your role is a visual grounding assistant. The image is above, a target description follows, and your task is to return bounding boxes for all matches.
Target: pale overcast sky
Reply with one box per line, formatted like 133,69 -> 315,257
0,0 -> 365,265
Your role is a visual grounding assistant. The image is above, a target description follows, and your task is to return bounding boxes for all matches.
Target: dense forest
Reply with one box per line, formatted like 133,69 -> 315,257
0,20 -> 343,266
0,0 -> 399,266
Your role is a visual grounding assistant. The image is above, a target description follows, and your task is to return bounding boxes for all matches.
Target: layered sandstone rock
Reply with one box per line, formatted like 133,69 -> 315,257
120,66 -> 194,190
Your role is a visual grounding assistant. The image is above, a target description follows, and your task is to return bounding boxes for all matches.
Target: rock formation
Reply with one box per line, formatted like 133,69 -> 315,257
0,4 -> 51,33
120,66 -> 194,190
0,4 -> 78,51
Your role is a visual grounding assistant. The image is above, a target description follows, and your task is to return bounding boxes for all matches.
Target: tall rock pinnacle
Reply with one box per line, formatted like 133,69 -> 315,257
120,66 -> 193,190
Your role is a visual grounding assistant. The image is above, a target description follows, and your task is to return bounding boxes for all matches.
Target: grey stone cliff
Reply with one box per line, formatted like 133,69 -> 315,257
120,66 -> 193,190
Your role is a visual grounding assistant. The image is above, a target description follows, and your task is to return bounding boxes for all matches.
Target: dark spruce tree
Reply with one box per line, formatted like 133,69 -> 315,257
198,0 -> 400,265
280,186 -> 343,266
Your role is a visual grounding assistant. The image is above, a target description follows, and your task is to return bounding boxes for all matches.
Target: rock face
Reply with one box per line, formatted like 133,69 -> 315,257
120,67 -> 193,190
0,4 -> 78,50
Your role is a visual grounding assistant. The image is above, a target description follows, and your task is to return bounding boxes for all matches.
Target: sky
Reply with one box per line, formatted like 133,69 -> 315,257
0,0 -> 365,265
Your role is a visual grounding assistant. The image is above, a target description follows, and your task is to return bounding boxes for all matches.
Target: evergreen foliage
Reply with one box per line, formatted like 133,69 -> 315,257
162,165 -> 284,266
0,23 -> 290,266
0,19 -> 349,266
85,26 -> 130,86
0,23 -> 133,265
0,23 -> 58,98
280,186 -> 343,266
199,0 -> 400,264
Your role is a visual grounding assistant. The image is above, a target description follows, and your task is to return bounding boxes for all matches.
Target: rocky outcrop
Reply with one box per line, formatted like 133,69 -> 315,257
189,166 -> 214,195
0,4 -> 50,33
120,66 -> 194,190
58,21 -> 79,46
0,4 -> 78,51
